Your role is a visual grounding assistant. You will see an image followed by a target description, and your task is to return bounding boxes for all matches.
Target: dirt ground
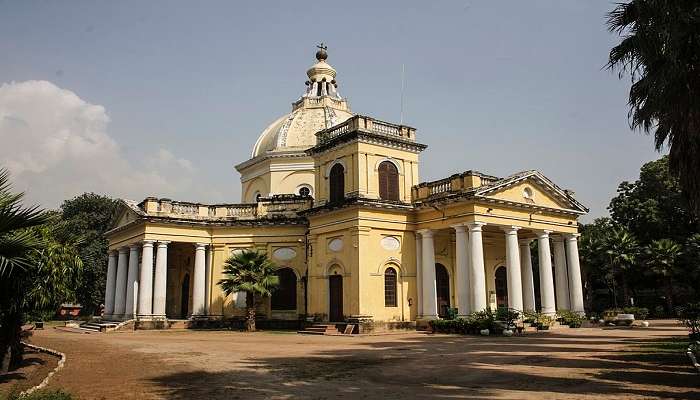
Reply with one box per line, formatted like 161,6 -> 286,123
4,320 -> 699,399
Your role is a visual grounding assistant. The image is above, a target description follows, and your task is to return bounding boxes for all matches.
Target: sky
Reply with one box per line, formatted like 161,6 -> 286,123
0,1 -> 661,221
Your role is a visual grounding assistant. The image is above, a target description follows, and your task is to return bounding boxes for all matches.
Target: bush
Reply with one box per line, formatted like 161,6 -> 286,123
428,308 -> 498,335
677,302 -> 700,341
495,307 -> 520,329
2,390 -> 75,400
557,310 -> 584,328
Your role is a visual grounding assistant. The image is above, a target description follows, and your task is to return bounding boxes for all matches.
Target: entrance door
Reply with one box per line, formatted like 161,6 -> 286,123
180,273 -> 190,319
436,263 -> 450,317
329,275 -> 343,322
495,266 -> 508,309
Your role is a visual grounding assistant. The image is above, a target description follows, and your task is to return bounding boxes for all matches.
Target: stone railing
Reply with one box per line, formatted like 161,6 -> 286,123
139,195 -> 312,221
412,171 -> 502,202
316,115 -> 416,145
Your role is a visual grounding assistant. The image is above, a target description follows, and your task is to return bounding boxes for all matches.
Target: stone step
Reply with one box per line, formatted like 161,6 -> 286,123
298,323 -> 342,335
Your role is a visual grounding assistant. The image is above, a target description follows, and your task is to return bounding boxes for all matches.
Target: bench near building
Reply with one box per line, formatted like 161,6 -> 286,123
104,47 -> 588,330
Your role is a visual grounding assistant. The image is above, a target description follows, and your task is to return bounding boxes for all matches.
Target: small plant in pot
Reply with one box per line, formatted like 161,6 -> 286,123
496,307 -> 520,336
535,313 -> 554,330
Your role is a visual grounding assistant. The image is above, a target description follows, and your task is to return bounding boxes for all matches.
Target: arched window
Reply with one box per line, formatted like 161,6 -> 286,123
378,161 -> 399,201
384,267 -> 397,307
271,268 -> 297,310
435,263 -> 450,317
329,163 -> 345,203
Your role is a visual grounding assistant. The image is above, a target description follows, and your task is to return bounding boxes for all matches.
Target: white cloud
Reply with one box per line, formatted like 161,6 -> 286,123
0,80 -> 203,208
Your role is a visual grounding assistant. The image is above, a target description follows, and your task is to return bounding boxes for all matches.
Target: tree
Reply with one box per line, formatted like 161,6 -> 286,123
579,218 -> 614,310
217,250 -> 279,332
0,169 -> 48,372
603,227 -> 639,307
60,193 -> 119,314
645,238 -> 682,312
607,1 -> 700,215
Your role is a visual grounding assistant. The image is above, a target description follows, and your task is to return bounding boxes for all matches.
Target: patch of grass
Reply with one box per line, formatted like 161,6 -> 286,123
1,389 -> 76,400
632,337 -> 689,352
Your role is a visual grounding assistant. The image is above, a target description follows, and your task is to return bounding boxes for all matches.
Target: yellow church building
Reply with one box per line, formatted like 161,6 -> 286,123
104,46 -> 588,329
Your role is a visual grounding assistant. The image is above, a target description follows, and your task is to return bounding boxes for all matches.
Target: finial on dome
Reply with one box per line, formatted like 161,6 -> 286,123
316,42 -> 328,61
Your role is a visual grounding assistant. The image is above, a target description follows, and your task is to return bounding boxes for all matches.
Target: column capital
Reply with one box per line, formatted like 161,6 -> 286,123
501,225 -> 521,234
416,229 -> 433,237
157,241 -> 171,247
564,233 -> 581,240
194,242 -> 208,249
467,222 -> 486,232
451,224 -> 467,233
108,249 -> 119,256
141,240 -> 155,248
518,238 -> 534,246
129,243 -> 141,250
550,234 -> 566,242
118,247 -> 129,254
535,230 -> 553,239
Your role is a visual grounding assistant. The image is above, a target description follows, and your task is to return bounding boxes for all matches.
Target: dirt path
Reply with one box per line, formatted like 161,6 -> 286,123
11,320 -> 699,399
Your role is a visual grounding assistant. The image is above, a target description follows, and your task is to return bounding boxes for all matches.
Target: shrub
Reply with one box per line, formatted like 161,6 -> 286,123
496,307 -> 520,329
557,310 -> 584,328
2,390 -> 75,400
428,309 -> 498,335
677,303 -> 700,341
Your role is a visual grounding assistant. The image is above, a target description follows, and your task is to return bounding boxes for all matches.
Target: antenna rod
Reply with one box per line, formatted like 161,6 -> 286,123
400,63 -> 405,125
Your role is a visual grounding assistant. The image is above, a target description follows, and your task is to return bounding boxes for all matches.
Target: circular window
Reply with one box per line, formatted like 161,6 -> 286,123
299,187 -> 310,197
523,187 -> 534,200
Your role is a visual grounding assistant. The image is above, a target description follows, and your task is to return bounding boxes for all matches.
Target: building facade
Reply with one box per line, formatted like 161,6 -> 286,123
104,47 -> 588,327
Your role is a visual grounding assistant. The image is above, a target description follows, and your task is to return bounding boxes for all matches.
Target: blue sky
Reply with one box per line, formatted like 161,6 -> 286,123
0,1 -> 661,220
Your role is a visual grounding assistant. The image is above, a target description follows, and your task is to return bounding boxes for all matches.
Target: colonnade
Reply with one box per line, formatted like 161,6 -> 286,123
415,224 -> 584,319
103,241 -> 211,320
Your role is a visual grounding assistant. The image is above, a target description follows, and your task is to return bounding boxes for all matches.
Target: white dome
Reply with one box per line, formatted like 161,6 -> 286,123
251,46 -> 352,158
252,102 -> 353,157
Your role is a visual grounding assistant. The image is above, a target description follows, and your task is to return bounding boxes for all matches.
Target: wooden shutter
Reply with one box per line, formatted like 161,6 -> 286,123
384,267 -> 397,307
329,164 -> 345,203
378,161 -> 399,201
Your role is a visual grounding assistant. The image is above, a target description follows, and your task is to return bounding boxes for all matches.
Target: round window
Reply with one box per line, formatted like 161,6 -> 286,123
299,187 -> 310,197
523,187 -> 534,200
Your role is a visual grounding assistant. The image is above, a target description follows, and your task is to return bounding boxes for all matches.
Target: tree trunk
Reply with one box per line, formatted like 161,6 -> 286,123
664,276 -> 674,315
0,312 -> 23,373
621,274 -> 630,307
245,292 -> 256,332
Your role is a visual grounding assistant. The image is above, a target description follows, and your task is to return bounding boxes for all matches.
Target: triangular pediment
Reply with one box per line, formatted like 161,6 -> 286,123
475,171 -> 587,213
111,199 -> 146,230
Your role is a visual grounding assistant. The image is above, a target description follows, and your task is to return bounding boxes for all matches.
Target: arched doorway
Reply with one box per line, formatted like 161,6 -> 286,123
329,274 -> 343,321
180,273 -> 190,319
272,268 -> 297,311
435,263 -> 450,317
495,266 -> 508,309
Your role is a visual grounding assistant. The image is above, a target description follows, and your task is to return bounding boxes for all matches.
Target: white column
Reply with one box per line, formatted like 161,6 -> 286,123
137,240 -> 154,318
152,241 -> 169,318
552,236 -> 570,311
192,243 -> 207,316
418,229 -> 438,319
565,234 -> 585,315
519,239 -> 536,313
503,226 -> 523,312
537,231 -> 556,315
468,222 -> 487,312
113,247 -> 129,317
204,245 -> 212,315
453,224 -> 471,317
104,251 -> 118,317
124,244 -> 140,318
415,232 -> 423,318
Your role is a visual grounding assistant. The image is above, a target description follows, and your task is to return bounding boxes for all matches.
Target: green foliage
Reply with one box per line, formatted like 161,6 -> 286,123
218,250 -> 280,331
557,310 -> 584,328
2,389 -> 75,400
495,307 -> 520,328
607,2 -> 700,215
59,193 -> 119,314
428,308 -> 500,335
677,303 -> 700,341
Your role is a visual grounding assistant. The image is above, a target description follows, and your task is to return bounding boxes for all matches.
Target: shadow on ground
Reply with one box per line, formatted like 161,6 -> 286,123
148,325 -> 700,399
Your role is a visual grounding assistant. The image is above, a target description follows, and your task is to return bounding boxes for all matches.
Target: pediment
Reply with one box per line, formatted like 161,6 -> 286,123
112,199 -> 146,230
475,171 -> 587,214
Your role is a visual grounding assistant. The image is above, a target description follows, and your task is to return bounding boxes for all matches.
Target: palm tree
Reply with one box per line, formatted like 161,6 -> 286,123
645,238 -> 682,313
218,250 -> 279,332
0,168 -> 49,372
607,2 -> 700,215
604,227 -> 639,308
0,169 -> 48,277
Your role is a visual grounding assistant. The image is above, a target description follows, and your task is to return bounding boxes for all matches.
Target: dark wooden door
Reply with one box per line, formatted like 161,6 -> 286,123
180,273 -> 190,319
329,275 -> 343,321
436,263 -> 450,317
495,266 -> 508,309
